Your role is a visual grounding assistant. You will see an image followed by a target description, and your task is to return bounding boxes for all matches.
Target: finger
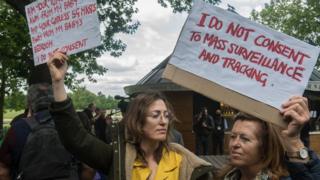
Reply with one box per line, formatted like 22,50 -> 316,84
283,108 -> 309,125
282,96 -> 308,109
50,53 -> 68,67
281,103 -> 304,116
281,97 -> 308,114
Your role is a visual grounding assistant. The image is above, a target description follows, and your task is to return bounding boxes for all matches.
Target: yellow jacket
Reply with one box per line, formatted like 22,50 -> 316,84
126,143 -> 213,180
132,149 -> 182,180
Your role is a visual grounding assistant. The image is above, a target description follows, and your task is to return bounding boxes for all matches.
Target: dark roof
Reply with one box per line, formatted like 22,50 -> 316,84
135,56 -> 171,85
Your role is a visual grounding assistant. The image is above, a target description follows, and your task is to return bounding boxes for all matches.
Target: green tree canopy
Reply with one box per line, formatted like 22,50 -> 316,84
69,87 -> 118,110
0,0 -> 220,133
4,91 -> 26,110
251,0 -> 320,66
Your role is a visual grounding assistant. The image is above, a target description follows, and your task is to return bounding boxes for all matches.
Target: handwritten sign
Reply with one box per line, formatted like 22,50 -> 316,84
25,0 -> 101,65
169,0 -> 320,110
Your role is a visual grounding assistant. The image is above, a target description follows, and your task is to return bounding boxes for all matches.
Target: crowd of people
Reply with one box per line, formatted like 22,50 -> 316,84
0,50 -> 319,180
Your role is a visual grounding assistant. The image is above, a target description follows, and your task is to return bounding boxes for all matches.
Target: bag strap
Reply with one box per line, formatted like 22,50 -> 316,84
24,110 -> 53,131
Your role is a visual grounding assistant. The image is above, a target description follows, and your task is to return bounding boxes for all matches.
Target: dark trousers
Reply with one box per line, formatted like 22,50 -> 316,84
212,132 -> 224,155
195,134 -> 209,155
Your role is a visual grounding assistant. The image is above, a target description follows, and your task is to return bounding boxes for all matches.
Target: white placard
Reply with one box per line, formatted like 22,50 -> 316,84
169,0 -> 320,109
25,0 -> 101,65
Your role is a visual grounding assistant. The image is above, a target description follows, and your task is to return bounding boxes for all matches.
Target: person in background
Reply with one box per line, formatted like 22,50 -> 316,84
47,51 -> 213,180
218,96 -> 320,180
94,108 -> 107,142
0,83 -> 78,180
193,107 -> 214,155
212,109 -> 226,155
104,114 -> 113,145
83,102 -> 96,133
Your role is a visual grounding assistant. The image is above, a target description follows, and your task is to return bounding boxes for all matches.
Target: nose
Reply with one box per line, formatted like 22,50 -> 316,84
159,113 -> 169,124
230,137 -> 240,149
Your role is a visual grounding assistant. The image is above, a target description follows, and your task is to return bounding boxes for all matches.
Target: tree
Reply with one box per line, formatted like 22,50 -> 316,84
69,87 -> 97,110
0,0 -> 221,135
69,87 -> 118,110
4,91 -> 26,110
158,0 -> 220,12
0,0 -> 31,135
251,0 -> 320,66
96,92 -> 118,110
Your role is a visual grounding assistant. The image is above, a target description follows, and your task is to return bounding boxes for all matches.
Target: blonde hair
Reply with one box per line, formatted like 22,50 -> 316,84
217,112 -> 288,179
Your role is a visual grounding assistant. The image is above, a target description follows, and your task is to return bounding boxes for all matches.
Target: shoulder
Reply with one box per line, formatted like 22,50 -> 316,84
169,143 -> 212,167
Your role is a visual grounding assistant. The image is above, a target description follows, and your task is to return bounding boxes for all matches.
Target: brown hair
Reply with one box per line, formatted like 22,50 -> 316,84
217,112 -> 288,179
123,91 -> 177,163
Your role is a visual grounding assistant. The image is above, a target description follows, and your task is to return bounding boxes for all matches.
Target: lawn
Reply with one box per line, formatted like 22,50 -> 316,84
4,109 -> 24,122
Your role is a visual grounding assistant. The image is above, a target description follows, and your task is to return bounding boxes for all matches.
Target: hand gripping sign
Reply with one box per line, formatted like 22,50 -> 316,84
25,0 -> 101,65
163,0 -> 320,127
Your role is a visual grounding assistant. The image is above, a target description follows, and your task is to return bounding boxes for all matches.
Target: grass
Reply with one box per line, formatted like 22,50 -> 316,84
4,109 -> 24,120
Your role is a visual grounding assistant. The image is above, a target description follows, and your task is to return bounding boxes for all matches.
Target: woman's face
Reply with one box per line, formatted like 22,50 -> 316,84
228,120 -> 263,168
142,99 -> 170,142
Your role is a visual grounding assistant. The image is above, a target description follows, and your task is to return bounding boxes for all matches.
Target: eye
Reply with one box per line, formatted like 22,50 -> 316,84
230,134 -> 236,139
151,113 -> 160,119
164,112 -> 171,119
240,135 -> 250,142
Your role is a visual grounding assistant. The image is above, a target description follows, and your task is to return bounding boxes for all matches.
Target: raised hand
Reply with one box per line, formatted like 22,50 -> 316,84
47,50 -> 68,83
280,96 -> 310,151
46,50 -> 69,102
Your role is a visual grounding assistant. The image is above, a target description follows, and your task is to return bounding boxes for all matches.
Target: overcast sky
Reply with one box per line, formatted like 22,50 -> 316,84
85,0 -> 270,97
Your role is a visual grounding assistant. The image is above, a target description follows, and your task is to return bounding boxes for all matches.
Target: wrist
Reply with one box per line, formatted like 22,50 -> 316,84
52,81 -> 67,102
284,138 -> 304,152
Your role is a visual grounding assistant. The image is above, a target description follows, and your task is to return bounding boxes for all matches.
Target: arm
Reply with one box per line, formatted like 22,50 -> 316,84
193,113 -> 203,126
285,150 -> 320,179
206,116 -> 214,130
47,51 -> 113,174
281,96 -> 320,179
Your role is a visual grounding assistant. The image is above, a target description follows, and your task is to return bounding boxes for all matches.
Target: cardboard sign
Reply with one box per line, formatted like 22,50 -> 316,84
163,1 -> 320,127
25,0 -> 101,65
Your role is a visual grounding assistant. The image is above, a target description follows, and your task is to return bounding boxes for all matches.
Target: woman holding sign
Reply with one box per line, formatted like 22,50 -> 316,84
218,97 -> 320,180
47,51 -> 213,180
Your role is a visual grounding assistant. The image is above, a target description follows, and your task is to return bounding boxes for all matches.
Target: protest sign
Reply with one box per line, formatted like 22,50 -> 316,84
163,0 -> 320,127
25,0 -> 101,65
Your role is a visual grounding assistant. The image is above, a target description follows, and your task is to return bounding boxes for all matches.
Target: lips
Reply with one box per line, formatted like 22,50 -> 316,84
230,151 -> 242,158
156,129 -> 167,133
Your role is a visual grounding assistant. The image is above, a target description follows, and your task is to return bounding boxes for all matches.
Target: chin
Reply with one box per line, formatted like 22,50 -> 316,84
230,159 -> 245,167
153,136 -> 166,142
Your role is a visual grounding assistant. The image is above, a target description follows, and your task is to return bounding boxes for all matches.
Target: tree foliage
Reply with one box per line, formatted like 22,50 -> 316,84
251,0 -> 320,66
69,87 -> 118,110
158,0 -> 220,12
4,91 -> 26,110
0,0 -> 221,133
0,0 -> 31,134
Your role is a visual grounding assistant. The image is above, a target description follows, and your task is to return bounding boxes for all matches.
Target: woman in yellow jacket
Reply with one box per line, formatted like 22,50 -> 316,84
48,51 -> 213,180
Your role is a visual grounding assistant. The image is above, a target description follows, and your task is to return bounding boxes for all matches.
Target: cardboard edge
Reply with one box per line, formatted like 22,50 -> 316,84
163,64 -> 287,128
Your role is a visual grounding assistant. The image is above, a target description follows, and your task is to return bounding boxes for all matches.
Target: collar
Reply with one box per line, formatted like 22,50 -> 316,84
224,168 -> 270,180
